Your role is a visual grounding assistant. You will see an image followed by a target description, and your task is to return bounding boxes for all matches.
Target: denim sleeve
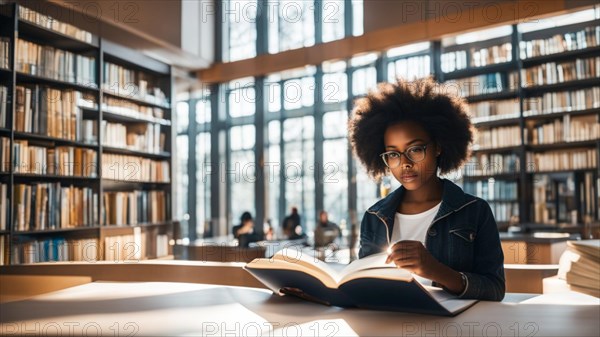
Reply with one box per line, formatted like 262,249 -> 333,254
459,200 -> 506,301
358,213 -> 378,259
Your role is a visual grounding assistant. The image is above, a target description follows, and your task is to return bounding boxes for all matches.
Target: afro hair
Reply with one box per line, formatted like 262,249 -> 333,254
348,77 -> 474,178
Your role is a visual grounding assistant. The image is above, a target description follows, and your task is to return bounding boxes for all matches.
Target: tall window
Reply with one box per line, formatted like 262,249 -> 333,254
224,0 -> 257,61
283,116 -> 315,232
229,125 -> 256,225
175,101 -> 190,238
269,0 -> 315,53
266,120 -> 281,229
323,110 -> 349,226
196,98 -> 211,237
322,0 -> 345,43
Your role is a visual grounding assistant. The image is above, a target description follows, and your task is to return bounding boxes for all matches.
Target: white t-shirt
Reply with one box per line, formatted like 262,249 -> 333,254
391,202 -> 442,245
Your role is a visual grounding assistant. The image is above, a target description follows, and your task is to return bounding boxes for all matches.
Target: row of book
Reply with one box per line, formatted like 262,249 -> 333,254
15,85 -> 97,143
0,138 -> 7,172
489,201 -> 519,223
521,56 -> 600,87
103,97 -> 169,125
102,154 -> 169,182
523,87 -> 600,115
13,183 -> 98,232
104,231 -> 169,261
446,71 -> 518,97
0,85 -> 8,128
468,99 -> 520,123
529,115 -> 599,144
463,180 -> 519,201
0,183 -> 7,231
103,190 -> 167,226
470,42 -> 513,68
441,50 -> 467,73
18,6 -> 93,43
102,121 -> 166,154
473,125 -> 522,150
464,153 -> 520,176
388,55 -> 431,81
526,149 -> 597,172
16,38 -> 97,86
11,237 -> 99,264
0,37 -> 9,69
103,62 -> 168,107
520,26 -> 600,59
12,140 -> 97,177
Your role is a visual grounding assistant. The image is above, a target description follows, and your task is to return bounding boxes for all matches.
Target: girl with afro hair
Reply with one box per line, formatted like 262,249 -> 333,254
348,77 -> 505,301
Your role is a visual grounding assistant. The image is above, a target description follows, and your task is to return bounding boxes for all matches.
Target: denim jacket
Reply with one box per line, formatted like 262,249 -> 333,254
358,178 -> 506,301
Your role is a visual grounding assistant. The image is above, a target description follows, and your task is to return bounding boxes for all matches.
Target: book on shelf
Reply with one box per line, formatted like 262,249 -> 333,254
524,87 -> 600,115
558,240 -> 600,298
388,55 -> 431,81
468,99 -> 520,123
473,125 -> 522,150
527,149 -> 597,172
521,56 -> 600,87
470,42 -> 512,67
0,85 -> 8,128
13,183 -> 98,232
245,250 -> 477,316
101,153 -> 169,182
104,231 -> 142,262
18,6 -> 93,43
102,121 -> 165,154
441,50 -> 467,73
16,38 -> 97,86
15,85 -> 98,143
0,137 -> 8,172
13,140 -> 97,177
463,153 -> 520,177
103,96 -> 169,124
529,114 -> 599,144
446,71 -> 518,97
0,235 -> 6,266
0,36 -> 9,70
520,25 -> 600,59
102,62 -> 168,107
103,190 -> 167,226
11,237 -> 99,264
0,182 -> 7,231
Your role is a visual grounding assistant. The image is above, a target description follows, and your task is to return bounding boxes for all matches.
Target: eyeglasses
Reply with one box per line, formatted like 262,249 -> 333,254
380,144 -> 429,168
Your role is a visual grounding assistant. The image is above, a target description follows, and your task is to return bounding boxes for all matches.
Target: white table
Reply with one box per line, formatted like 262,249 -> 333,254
1,282 -> 598,336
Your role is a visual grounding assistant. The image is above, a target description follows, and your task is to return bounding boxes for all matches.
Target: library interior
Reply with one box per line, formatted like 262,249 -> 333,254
0,0 -> 599,335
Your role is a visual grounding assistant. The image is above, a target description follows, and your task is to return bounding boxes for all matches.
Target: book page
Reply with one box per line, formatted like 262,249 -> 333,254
419,284 -> 478,314
339,252 -> 396,278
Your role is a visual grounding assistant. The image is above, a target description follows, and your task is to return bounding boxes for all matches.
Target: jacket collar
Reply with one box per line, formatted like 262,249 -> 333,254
367,178 -> 473,226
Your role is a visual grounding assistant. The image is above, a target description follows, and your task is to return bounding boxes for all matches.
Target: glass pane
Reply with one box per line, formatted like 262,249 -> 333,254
323,72 -> 348,103
176,101 -> 189,133
387,55 -> 431,82
230,125 -> 256,151
176,135 -> 189,237
196,133 -> 211,237
323,110 -> 348,138
229,86 -> 256,117
230,149 -> 256,227
266,143 -> 280,233
226,0 -> 257,61
322,0 -> 345,43
268,120 -> 281,145
268,81 -> 281,112
356,161 -> 378,223
196,99 -> 211,124
323,139 -> 348,229
352,0 -> 363,36
283,116 -> 315,233
352,67 -> 377,96
272,0 -> 315,53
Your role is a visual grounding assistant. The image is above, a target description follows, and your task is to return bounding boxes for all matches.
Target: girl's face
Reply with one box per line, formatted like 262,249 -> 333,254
382,121 -> 440,191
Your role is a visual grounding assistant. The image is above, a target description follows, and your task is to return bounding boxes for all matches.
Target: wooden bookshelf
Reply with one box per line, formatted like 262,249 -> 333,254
0,3 -> 174,265
445,20 -> 599,231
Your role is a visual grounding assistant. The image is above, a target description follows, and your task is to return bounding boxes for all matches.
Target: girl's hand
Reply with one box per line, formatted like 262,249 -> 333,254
385,240 -> 440,279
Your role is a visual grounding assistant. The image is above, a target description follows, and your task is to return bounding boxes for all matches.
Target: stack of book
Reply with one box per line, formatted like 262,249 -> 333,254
13,141 -> 97,177
103,62 -> 168,107
521,56 -> 600,87
0,37 -> 9,69
0,85 -> 8,128
102,121 -> 165,154
520,25 -> 600,59
558,240 -> 600,298
11,237 -> 99,264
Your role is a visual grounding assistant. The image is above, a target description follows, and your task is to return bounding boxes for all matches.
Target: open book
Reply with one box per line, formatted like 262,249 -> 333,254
244,250 -> 477,316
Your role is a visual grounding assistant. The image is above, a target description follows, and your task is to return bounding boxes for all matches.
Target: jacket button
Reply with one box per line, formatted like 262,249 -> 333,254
428,228 -> 437,236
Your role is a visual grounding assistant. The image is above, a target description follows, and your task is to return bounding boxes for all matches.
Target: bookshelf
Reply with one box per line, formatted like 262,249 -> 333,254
0,3 -> 174,265
441,19 -> 599,232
